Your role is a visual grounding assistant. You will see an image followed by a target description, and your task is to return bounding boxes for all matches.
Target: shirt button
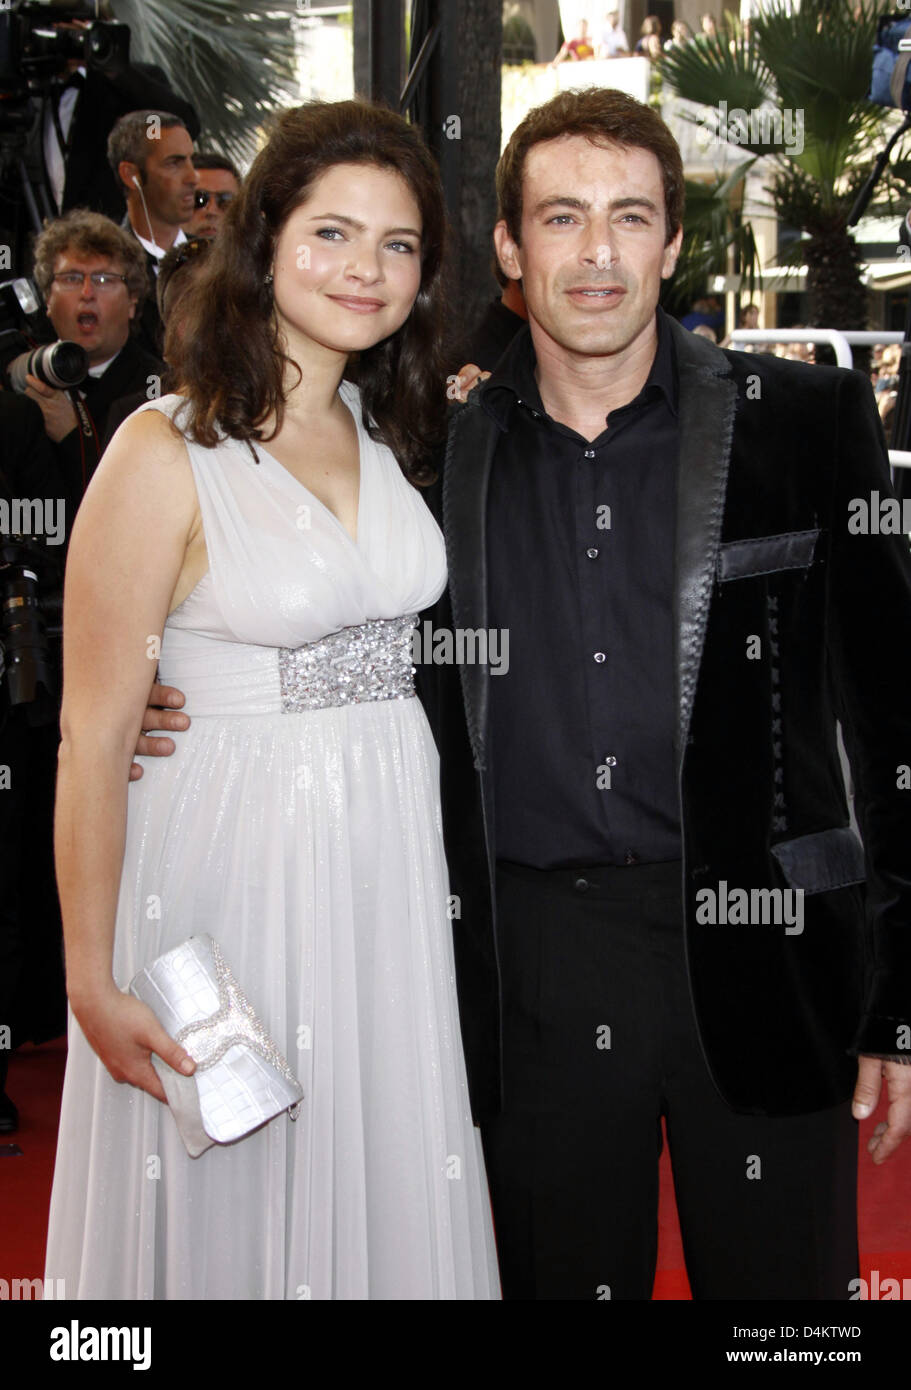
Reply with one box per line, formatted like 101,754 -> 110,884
625,850 -> 639,866
574,876 -> 590,893
583,449 -> 595,458
593,652 -> 606,663
605,755 -> 617,766
586,547 -> 599,559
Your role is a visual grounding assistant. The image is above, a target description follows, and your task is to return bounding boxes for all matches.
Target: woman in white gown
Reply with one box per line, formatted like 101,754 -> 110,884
44,100 -> 500,1299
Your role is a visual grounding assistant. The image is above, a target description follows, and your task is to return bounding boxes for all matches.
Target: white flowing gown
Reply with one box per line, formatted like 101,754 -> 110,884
43,385 -> 501,1300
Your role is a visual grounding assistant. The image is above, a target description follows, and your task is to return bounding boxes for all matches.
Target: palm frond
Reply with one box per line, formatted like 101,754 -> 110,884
657,26 -> 773,115
110,0 -> 301,162
662,166 -> 760,316
753,0 -> 880,109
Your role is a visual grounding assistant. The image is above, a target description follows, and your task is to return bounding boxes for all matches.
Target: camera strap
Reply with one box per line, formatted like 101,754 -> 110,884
68,390 -> 100,496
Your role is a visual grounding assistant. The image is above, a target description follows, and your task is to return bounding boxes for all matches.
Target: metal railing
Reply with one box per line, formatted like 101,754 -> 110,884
728,330 -> 909,469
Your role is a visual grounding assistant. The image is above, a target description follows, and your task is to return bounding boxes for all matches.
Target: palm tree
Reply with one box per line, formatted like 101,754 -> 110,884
108,0 -> 301,162
658,0 -> 908,334
661,165 -> 759,320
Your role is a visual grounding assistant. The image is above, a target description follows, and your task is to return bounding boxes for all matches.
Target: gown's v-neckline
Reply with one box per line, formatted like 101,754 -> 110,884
252,387 -> 364,549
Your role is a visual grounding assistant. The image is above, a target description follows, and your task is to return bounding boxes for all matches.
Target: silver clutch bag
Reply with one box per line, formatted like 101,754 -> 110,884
129,933 -> 304,1158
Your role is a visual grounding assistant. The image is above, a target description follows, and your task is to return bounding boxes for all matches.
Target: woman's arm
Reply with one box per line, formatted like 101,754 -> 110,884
56,407 -> 202,1100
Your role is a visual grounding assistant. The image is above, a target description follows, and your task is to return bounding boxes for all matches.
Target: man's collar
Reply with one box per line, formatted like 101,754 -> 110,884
132,225 -> 188,261
479,305 -> 679,432
86,348 -> 123,379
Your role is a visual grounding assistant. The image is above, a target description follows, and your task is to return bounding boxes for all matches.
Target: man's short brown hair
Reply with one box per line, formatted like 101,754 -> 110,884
496,88 -> 685,247
32,208 -> 150,308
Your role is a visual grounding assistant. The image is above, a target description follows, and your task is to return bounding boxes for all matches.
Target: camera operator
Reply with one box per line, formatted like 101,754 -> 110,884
38,16 -> 199,223
108,109 -> 198,356
26,209 -> 163,525
0,392 -> 68,1133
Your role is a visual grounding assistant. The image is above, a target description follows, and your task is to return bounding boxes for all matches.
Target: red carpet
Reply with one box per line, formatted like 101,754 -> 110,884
2,1037 -> 909,1298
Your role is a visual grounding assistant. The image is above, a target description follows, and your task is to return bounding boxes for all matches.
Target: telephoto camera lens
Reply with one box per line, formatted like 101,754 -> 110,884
7,341 -> 88,394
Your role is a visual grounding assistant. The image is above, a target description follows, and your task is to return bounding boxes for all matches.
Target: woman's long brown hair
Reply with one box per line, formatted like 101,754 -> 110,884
165,99 -> 451,485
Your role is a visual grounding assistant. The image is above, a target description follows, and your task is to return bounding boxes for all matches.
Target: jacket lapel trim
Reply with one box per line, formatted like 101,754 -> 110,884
442,394 -> 499,771
669,318 -> 738,763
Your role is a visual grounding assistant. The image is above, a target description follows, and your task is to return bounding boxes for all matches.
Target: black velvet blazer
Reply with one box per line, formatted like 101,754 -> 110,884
416,317 -> 911,1123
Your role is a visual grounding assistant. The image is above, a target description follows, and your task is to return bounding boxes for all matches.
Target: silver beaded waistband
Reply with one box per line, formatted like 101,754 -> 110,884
278,614 -> 417,712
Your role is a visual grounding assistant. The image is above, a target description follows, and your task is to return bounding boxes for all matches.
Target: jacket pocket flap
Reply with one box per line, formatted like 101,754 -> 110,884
717,528 -> 820,582
770,826 -> 865,894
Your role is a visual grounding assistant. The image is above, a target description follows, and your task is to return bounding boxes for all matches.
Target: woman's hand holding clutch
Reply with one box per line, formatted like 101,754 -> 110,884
70,983 -> 196,1103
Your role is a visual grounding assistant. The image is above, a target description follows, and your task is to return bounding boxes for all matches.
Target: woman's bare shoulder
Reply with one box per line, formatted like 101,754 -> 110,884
107,400 -> 191,456
73,401 -> 200,546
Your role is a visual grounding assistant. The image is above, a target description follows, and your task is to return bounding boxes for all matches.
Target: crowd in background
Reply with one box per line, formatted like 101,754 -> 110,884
551,9 -> 721,65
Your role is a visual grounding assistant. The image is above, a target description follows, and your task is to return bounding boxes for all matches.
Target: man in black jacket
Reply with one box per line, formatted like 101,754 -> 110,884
417,88 -> 911,1300
134,90 -> 911,1301
25,209 -> 163,528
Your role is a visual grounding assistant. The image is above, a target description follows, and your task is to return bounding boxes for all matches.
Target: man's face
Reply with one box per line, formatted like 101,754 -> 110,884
188,167 -> 240,239
494,135 -> 681,368
45,250 -> 137,366
132,125 -> 197,228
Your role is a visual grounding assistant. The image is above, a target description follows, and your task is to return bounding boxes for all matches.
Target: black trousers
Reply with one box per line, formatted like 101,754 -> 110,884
480,859 -> 859,1300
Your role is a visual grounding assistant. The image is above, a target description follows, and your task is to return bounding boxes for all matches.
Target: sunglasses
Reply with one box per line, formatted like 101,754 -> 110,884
194,190 -> 235,211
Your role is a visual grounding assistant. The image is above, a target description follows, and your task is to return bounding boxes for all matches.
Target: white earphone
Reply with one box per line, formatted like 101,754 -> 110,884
129,171 -> 162,255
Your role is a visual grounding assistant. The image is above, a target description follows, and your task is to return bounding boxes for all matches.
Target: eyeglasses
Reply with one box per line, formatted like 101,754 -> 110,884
194,190 -> 235,211
51,271 -> 129,292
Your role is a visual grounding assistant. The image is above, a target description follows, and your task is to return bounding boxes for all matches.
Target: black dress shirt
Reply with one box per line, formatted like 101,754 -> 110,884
483,307 -> 682,869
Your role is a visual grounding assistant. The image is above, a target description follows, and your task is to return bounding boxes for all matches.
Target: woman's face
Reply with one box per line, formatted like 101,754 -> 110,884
270,161 -> 424,360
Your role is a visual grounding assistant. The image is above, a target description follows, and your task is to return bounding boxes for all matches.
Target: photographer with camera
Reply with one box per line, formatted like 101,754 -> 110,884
0,391 -> 68,1133
25,208 -> 162,525
0,3 -> 198,282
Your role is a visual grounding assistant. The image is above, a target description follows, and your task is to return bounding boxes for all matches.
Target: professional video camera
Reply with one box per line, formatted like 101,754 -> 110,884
0,2 -> 132,256
0,1 -> 129,110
